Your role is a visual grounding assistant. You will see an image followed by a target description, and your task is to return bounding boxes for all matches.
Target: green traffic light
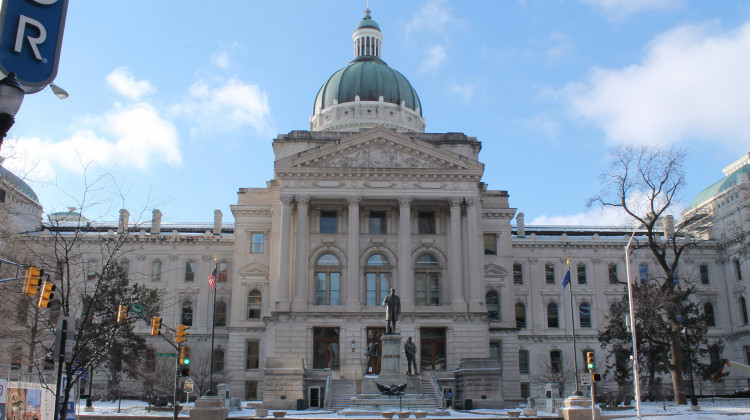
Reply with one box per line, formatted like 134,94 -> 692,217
184,358 -> 190,365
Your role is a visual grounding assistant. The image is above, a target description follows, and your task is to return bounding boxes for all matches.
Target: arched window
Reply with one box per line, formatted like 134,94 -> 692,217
486,290 -> 500,320
365,253 -> 391,306
315,253 -> 341,305
579,302 -> 591,328
215,301 -> 227,327
547,302 -> 559,328
704,303 -> 715,327
415,253 -> 440,306
247,290 -> 261,319
181,301 -> 193,326
515,303 -> 526,329
741,296 -> 748,324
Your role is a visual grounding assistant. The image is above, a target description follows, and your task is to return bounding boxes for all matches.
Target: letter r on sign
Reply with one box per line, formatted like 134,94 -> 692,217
14,15 -> 47,61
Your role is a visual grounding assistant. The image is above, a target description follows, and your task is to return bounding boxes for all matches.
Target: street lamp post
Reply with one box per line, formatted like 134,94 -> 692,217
625,225 -> 643,420
0,72 -> 26,151
682,327 -> 699,408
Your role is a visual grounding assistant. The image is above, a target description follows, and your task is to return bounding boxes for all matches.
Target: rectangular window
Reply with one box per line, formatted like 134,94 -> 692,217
550,350 -> 562,373
639,264 -> 649,282
245,381 -> 258,399
119,260 -> 129,278
484,234 -> 497,255
246,341 -> 260,370
415,273 -> 440,306
366,272 -> 390,306
545,264 -> 555,284
218,262 -> 229,283
518,350 -> 529,375
316,272 -> 341,305
213,349 -> 225,372
520,383 -> 530,399
320,211 -> 338,234
700,264 -> 710,285
608,263 -> 618,284
87,260 -> 98,281
185,262 -> 195,282
736,260 -> 743,281
490,341 -> 502,371
369,211 -> 387,234
151,261 -> 162,282
513,263 -> 523,285
251,233 -> 264,254
313,327 -> 339,370
577,264 -> 587,284
417,211 -> 436,234
420,328 -> 446,370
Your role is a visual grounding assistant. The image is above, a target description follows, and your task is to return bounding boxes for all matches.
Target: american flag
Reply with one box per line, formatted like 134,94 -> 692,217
207,268 -> 217,290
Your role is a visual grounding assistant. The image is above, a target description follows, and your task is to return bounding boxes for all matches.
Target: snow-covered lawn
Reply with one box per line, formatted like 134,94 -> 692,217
76,398 -> 750,419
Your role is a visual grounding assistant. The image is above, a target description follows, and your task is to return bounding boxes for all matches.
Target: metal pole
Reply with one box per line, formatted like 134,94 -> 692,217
207,258 -> 218,396
174,344 -> 180,420
590,370 -> 596,420
625,226 -> 643,420
53,318 -> 68,420
683,328 -> 698,407
567,259 -> 582,397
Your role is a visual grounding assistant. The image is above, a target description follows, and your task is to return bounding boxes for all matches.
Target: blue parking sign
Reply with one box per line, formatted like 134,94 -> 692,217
0,0 -> 69,92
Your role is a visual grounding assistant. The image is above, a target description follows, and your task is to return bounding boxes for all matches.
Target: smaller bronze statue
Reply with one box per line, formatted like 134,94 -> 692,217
366,332 -> 379,374
383,288 -> 401,334
405,336 -> 418,375
376,383 -> 407,396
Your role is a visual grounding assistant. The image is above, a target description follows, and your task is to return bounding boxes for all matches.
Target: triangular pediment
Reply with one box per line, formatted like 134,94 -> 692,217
484,263 -> 508,279
277,127 -> 483,173
240,262 -> 269,276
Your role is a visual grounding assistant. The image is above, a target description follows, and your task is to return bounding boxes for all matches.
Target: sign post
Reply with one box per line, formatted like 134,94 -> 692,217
0,0 -> 69,92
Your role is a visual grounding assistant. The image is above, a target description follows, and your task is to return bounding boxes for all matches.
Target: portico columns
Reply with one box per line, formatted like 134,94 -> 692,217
465,197 -> 482,310
346,196 -> 361,309
278,195 -> 294,308
293,195 -> 310,310
449,198 -> 465,308
398,197 -> 414,310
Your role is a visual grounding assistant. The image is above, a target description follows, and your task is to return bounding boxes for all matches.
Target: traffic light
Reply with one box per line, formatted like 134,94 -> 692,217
38,280 -> 56,308
149,316 -> 162,336
116,305 -> 128,323
179,346 -> 191,366
592,373 -> 601,382
175,324 -> 189,344
586,351 -> 595,370
23,267 -> 41,296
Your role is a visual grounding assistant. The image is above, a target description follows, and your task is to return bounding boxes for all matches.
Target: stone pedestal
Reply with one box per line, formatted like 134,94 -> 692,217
557,395 -> 601,420
189,396 -> 227,420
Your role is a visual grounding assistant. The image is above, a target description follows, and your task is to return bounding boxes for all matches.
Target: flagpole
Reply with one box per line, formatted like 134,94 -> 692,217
207,255 -> 218,396
567,258 -> 582,397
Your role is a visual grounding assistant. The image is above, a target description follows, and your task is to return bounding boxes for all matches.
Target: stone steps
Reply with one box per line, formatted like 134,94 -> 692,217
328,380 -> 357,410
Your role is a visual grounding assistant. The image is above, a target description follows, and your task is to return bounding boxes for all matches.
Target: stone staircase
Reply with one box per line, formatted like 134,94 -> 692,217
420,376 -> 443,410
327,379 -> 357,410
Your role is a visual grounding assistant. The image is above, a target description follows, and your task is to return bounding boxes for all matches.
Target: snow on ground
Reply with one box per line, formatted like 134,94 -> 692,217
76,398 -> 750,419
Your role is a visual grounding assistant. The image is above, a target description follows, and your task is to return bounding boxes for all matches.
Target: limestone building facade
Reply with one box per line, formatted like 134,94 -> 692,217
1,10 -> 749,409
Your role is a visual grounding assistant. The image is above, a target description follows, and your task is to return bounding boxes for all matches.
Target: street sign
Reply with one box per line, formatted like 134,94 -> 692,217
157,352 -> 177,357
581,376 -> 591,385
131,303 -> 146,314
184,378 -> 194,393
0,0 -> 70,92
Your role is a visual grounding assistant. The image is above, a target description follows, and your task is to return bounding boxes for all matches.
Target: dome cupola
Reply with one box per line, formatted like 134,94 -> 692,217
310,10 -> 425,133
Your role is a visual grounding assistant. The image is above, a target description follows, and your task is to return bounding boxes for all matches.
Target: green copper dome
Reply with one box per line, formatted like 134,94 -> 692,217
687,163 -> 750,210
313,56 -> 422,115
356,17 -> 380,31
0,165 -> 38,202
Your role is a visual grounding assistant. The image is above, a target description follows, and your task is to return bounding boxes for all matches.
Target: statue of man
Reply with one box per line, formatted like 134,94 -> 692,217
383,288 -> 401,334
366,332 -> 379,373
405,336 -> 418,375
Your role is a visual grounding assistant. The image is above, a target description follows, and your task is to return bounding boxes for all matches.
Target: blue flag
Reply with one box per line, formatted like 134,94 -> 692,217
561,269 -> 571,290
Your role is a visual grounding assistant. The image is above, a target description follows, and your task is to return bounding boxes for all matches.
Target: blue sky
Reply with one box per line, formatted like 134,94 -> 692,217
2,0 -> 749,226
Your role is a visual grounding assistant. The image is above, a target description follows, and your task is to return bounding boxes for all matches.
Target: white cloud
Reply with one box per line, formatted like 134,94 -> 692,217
212,51 -> 230,69
546,31 -> 573,59
405,0 -> 456,42
420,45 -> 448,73
528,206 -> 630,226
561,20 -> 750,148
581,0 -> 682,19
174,78 -> 273,135
106,67 -> 155,100
449,77 -> 480,103
6,103 -> 180,180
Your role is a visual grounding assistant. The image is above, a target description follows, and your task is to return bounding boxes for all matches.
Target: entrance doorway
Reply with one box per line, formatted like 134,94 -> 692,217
309,386 -> 324,408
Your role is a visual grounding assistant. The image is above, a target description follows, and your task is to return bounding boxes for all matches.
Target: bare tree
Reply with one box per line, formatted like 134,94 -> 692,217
530,355 -> 575,397
589,144 -> 710,405
189,350 -> 225,396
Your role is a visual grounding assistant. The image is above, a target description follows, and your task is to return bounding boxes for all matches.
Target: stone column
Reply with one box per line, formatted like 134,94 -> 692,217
398,197 -> 413,310
293,195 -> 310,310
346,196 -> 360,309
449,198 -> 465,308
465,197 -> 482,310
278,195 -> 293,306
